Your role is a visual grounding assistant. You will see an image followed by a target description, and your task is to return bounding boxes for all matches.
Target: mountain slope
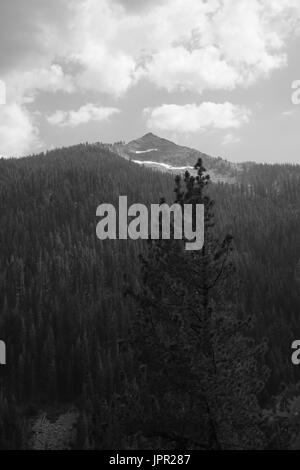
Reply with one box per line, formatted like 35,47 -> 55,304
1,141 -> 300,448
113,133 -> 238,183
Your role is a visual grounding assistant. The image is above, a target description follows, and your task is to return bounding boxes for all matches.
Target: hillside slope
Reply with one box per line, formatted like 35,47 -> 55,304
1,142 -> 300,448
113,133 -> 238,183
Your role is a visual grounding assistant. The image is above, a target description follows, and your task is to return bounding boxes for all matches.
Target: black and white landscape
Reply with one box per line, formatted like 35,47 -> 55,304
0,0 -> 300,452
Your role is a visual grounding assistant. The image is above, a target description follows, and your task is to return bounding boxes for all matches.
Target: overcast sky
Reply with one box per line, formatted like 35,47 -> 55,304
0,0 -> 300,163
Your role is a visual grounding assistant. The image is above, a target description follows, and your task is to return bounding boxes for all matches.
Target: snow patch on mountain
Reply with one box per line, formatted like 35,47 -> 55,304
134,149 -> 158,154
133,159 -> 194,171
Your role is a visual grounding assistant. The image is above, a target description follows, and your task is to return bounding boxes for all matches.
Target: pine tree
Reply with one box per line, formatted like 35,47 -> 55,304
123,159 -> 269,450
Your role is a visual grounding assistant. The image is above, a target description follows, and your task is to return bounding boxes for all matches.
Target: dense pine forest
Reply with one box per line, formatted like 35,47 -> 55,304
0,144 -> 300,449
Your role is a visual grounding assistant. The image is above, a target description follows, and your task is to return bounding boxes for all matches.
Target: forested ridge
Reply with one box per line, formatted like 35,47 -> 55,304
0,143 -> 300,449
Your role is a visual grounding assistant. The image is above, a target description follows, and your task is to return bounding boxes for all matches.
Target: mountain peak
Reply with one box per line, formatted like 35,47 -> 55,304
132,132 -> 179,149
123,132 -> 207,166
138,132 -> 167,143
143,132 -> 156,138
113,133 -> 237,183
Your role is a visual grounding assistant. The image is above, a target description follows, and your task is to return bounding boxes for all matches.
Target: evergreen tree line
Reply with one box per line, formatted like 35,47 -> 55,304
0,145 -> 299,448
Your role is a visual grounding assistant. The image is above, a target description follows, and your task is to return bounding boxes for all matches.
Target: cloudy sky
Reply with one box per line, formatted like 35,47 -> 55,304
0,0 -> 300,163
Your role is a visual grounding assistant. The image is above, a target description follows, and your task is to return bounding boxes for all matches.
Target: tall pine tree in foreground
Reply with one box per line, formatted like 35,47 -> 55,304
118,159 -> 269,450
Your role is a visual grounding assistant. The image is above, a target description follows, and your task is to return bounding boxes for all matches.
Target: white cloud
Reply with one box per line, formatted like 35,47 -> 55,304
1,0 -> 300,157
144,102 -> 251,133
282,109 -> 296,117
140,0 -> 296,93
47,103 -> 120,127
8,65 -> 75,104
0,103 -> 41,157
2,0 -> 300,102
3,0 -> 300,100
222,133 -> 241,145
74,45 -> 137,97
145,46 -> 240,93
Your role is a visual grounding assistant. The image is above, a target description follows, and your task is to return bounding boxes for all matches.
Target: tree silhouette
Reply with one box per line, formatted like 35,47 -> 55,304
123,159 -> 269,450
